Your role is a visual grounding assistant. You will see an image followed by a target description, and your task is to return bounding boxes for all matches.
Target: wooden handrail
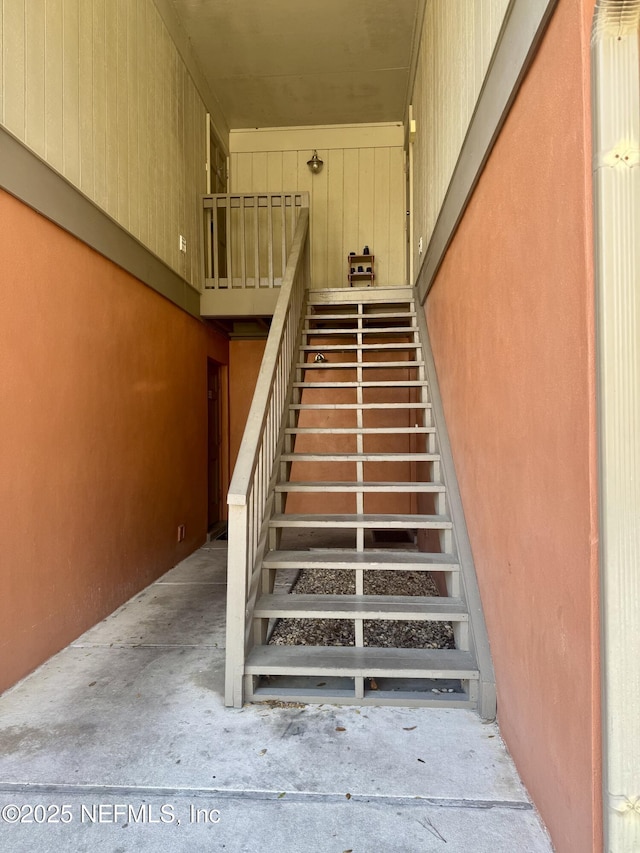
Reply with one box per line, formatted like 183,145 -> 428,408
225,207 -> 310,707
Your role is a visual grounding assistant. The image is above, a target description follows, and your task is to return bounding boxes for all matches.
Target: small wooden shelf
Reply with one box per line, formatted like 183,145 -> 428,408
348,253 -> 374,286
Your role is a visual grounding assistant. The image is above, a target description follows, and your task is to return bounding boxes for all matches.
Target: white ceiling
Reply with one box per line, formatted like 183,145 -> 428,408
169,0 -> 423,128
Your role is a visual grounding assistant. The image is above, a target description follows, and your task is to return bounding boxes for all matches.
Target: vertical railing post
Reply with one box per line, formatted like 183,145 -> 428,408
253,199 -> 260,287
225,501 -> 249,708
240,196 -> 247,289
281,195 -> 288,280
225,198 -> 233,288
212,198 -> 221,288
267,196 -> 274,286
205,202 -> 213,280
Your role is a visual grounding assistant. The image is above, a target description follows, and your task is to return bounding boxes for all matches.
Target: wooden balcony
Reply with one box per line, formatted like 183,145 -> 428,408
201,192 -> 309,318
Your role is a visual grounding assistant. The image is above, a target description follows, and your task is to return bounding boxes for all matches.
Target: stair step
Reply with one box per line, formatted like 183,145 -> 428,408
269,513 -> 451,530
303,326 -> 418,336
249,684 -> 473,708
300,342 -> 420,351
293,380 -> 428,389
305,311 -> 415,321
276,481 -> 444,493
280,452 -> 438,462
307,287 -> 413,304
285,427 -> 434,435
245,645 -> 478,679
255,593 -> 467,620
223,284 -> 497,713
297,361 -> 425,370
262,549 -> 460,572
290,402 -> 432,411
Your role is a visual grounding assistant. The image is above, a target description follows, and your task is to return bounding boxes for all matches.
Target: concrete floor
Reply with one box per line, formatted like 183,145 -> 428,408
0,543 -> 554,852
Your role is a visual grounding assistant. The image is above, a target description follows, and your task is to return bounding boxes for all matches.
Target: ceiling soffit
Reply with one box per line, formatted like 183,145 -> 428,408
169,0 -> 422,128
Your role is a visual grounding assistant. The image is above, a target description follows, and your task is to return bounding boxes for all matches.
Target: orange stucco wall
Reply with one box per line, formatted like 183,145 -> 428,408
424,2 -> 599,851
285,346 -> 415,516
228,339 -> 267,475
227,338 -> 415,517
0,189 -> 229,694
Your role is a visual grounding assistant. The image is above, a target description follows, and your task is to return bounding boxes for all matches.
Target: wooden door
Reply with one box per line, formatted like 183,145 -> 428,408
207,360 -> 223,527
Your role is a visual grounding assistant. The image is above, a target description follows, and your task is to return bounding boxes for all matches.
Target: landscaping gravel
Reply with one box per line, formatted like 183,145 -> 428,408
269,568 -> 456,650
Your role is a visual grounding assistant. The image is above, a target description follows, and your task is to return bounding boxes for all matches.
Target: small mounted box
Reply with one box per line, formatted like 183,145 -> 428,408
347,253 -> 374,286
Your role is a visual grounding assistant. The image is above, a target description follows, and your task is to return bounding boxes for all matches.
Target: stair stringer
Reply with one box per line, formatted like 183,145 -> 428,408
414,297 -> 497,720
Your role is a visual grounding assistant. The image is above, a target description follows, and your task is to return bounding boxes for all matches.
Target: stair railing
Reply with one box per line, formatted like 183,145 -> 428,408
204,192 -> 309,291
225,207 -> 310,708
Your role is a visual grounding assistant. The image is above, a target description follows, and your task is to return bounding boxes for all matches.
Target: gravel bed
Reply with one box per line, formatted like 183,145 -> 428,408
269,568 -> 456,650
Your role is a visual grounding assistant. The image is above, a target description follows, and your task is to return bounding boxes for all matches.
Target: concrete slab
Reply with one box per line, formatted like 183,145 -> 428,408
0,790 -> 553,853
72,587 -> 225,648
0,645 -> 526,802
156,544 -> 228,585
73,547 -> 227,648
0,545 -> 554,852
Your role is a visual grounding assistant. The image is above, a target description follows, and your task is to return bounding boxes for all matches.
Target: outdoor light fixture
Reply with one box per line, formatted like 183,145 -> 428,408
307,150 -> 324,174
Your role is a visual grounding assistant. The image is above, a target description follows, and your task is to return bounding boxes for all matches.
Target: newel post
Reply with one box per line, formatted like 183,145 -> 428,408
224,500 -> 249,708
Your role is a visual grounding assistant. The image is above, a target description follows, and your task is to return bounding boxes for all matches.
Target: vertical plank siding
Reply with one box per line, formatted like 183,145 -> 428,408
229,127 -> 406,289
410,0 -> 510,281
342,147 -> 361,284
3,1 -> 26,137
78,0 -> 94,201
62,0 -> 80,187
25,0 -> 46,158
44,0 -> 64,174
0,0 -> 217,292
92,0 -> 107,215
0,2 -> 3,125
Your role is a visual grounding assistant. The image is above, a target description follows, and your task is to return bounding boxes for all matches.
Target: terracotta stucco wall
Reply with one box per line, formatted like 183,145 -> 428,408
285,348 -> 415,516
424,2 -> 599,851
228,340 -> 267,476
0,189 -> 229,695
227,339 -> 415,516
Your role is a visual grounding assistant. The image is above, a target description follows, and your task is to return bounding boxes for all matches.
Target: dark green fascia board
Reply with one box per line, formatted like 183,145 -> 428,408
0,124 -> 202,320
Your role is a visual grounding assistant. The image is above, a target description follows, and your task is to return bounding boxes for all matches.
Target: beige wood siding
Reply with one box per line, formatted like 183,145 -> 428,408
230,125 -> 406,289
410,0 -> 510,282
0,0 -> 225,290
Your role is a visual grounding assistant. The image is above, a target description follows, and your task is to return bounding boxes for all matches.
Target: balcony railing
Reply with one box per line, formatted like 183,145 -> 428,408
203,192 -> 310,291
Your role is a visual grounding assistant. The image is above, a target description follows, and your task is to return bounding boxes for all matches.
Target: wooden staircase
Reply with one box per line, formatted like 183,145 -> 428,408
237,287 -> 495,714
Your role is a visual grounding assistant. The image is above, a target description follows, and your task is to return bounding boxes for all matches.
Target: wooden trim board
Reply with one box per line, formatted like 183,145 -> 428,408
415,0 -> 559,304
0,125 -> 201,319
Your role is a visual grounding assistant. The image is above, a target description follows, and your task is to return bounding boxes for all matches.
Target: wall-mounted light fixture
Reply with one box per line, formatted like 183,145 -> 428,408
307,150 -> 324,174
